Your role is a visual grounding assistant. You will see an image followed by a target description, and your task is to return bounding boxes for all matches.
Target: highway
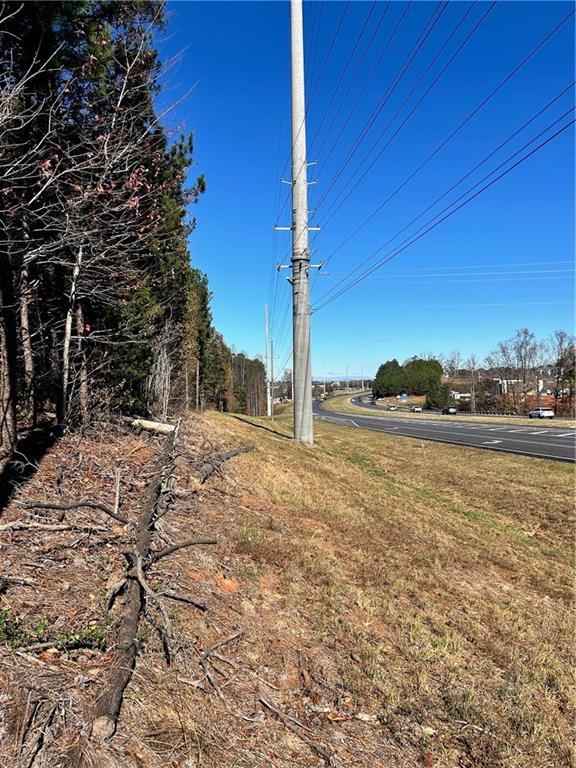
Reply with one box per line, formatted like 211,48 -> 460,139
313,399 -> 576,463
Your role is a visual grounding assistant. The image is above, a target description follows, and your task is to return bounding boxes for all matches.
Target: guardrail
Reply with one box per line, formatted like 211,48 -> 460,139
356,401 -> 555,419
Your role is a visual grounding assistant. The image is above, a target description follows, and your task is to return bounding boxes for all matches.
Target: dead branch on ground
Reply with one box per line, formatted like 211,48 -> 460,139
20,499 -> 131,525
151,535 -> 218,563
260,697 -> 336,767
195,446 -> 253,484
90,429 -> 177,740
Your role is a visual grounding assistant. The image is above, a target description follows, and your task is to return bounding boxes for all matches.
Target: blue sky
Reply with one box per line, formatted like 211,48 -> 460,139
158,1 -> 574,379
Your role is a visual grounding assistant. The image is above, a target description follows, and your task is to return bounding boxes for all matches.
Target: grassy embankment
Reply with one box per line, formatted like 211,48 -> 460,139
323,393 -> 576,428
204,409 -> 574,767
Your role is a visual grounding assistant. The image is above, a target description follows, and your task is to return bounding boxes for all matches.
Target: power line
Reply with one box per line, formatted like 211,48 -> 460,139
317,83 -> 573,300
276,0 -> 394,272
307,1 -> 378,155
378,301 -> 574,309
313,2 -> 447,216
314,0 -> 489,228
313,118 -> 574,312
327,269 -> 574,279
349,274 -> 573,285
280,0 -> 442,270
312,1 -> 392,165
314,10 -> 575,275
315,103 -> 573,307
314,1 -> 412,179
330,260 -> 573,274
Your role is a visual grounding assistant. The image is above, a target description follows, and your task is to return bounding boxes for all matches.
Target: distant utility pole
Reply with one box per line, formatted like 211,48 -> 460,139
290,0 -> 313,444
264,304 -> 272,417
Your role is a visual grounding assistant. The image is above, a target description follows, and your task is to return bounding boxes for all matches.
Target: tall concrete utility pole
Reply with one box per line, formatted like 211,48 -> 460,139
270,340 -> 275,414
264,304 -> 272,417
290,0 -> 313,444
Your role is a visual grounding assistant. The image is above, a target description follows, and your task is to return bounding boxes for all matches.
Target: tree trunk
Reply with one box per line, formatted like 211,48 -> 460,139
0,267 -> 18,463
58,245 -> 82,427
75,302 -> 88,421
195,358 -> 200,412
184,358 -> 189,410
19,265 -> 36,426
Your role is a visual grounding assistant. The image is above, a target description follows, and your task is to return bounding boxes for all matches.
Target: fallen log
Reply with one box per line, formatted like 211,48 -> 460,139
122,417 -> 175,435
91,429 -> 177,740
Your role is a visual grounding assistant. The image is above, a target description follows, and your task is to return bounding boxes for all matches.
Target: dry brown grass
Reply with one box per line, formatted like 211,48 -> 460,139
1,412 -> 573,768
200,410 -> 575,768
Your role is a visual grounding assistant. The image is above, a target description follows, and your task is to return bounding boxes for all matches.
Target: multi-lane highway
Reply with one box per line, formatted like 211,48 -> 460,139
313,399 -> 576,462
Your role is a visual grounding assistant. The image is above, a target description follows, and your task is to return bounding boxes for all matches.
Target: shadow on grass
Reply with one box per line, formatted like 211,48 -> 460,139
227,414 -> 293,440
0,425 -> 58,516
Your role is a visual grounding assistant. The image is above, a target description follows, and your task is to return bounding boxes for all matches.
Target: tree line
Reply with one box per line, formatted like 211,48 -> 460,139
0,2 -> 264,464
373,328 -> 575,415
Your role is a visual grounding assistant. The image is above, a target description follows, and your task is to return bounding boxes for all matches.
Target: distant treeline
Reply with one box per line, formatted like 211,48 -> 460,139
372,328 -> 575,415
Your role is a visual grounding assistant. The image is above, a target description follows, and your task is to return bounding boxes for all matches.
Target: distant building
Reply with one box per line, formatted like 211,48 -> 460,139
494,378 -> 521,395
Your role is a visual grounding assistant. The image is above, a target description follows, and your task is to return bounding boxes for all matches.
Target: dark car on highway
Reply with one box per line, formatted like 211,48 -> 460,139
441,406 -> 457,415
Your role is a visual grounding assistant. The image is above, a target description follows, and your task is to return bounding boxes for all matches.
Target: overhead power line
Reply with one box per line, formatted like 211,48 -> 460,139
281,0 -> 447,270
313,1 -> 448,215
315,102 -> 573,307
312,118 -> 575,312
312,1 -> 392,164
316,82 -> 573,301
314,8 -> 575,275
335,260 -> 574,274
308,1 -> 378,156
314,0 -> 492,228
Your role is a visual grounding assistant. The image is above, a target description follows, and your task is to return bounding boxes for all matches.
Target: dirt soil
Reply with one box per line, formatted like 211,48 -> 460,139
0,412 -> 573,768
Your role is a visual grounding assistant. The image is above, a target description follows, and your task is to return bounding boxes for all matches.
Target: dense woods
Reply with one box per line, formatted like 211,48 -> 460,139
0,2 -> 265,464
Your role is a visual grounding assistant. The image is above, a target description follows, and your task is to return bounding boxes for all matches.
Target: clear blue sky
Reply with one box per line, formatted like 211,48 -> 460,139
158,1 -> 574,379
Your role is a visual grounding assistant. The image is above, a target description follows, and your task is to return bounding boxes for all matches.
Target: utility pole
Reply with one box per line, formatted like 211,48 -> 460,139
264,304 -> 272,417
290,0 -> 313,444
271,339 -> 275,416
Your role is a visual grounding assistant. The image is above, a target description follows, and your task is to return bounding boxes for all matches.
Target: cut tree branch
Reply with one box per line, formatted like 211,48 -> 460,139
259,697 -> 335,767
195,446 -> 253,484
151,536 -> 218,563
20,499 -> 132,525
0,521 -> 106,533
91,429 -> 177,740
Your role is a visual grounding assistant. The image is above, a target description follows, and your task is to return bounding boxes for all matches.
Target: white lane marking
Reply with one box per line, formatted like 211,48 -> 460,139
332,415 -> 574,449
556,432 -> 576,438
333,424 -> 573,462
524,429 -> 548,434
483,439 -> 503,444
